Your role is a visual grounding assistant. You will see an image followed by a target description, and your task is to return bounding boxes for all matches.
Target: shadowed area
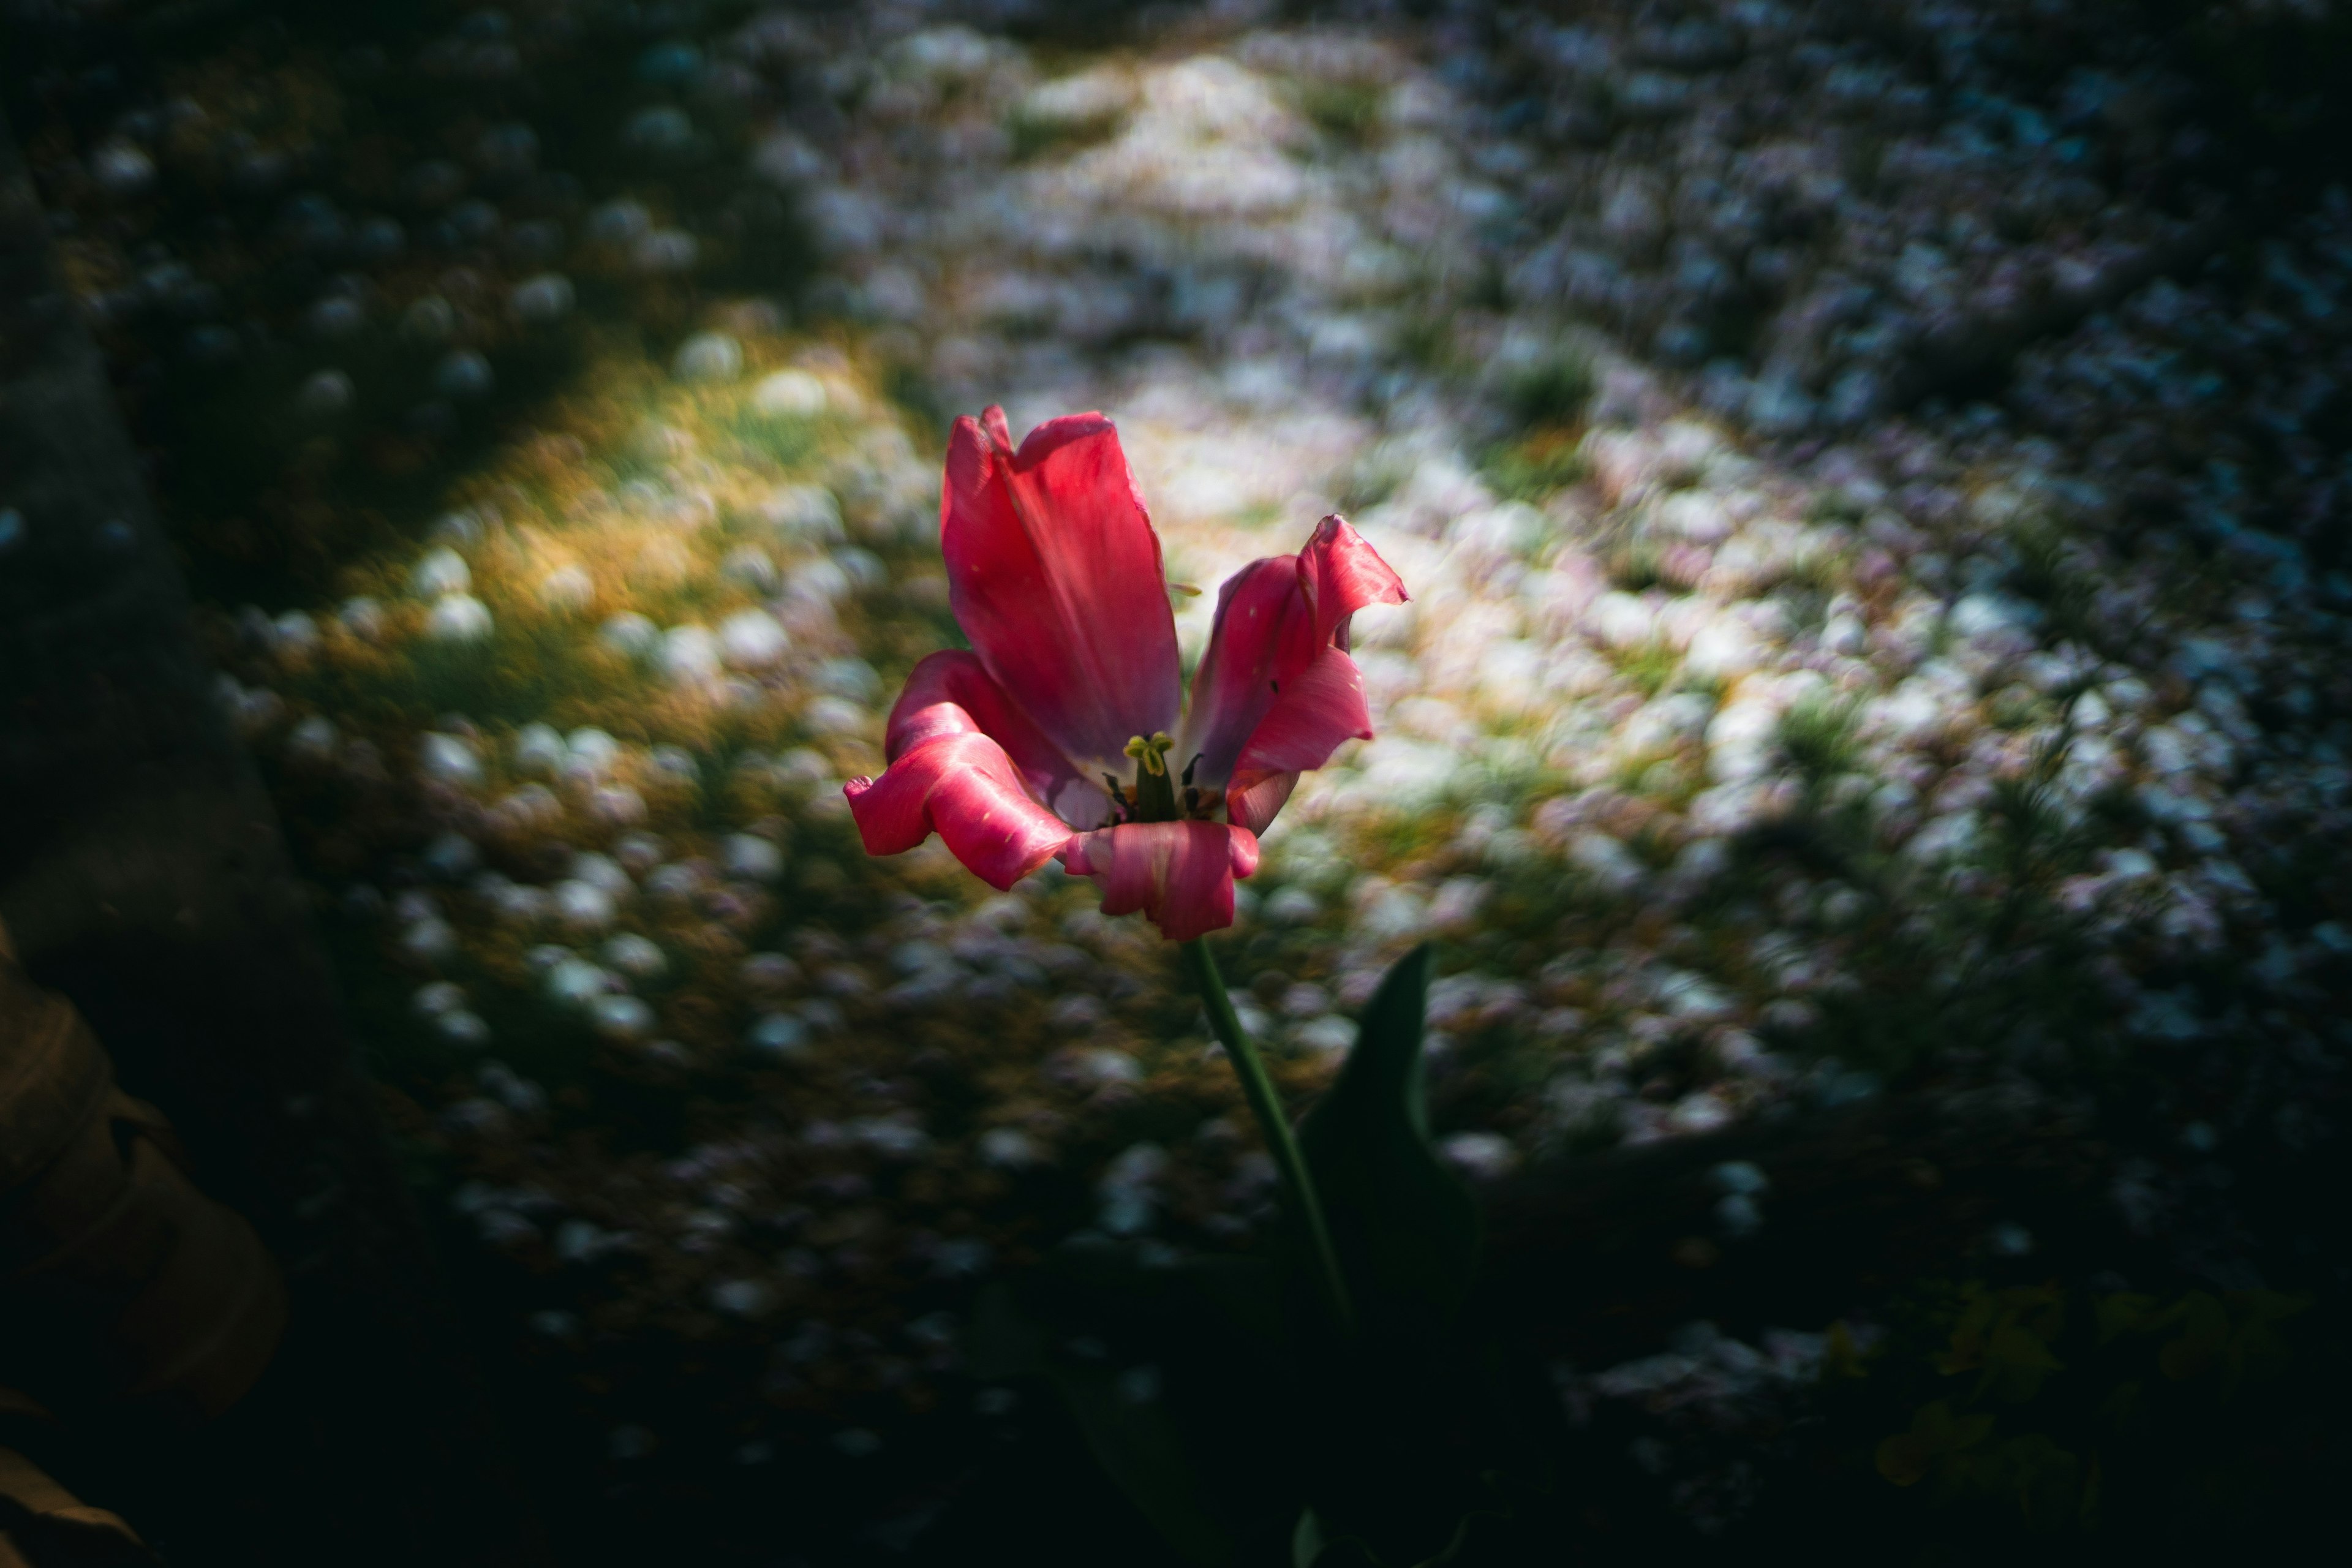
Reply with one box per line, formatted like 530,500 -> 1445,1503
0,104 -> 541,1567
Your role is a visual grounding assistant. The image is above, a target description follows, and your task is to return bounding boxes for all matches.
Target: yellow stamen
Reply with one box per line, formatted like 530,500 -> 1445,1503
1123,732 -> 1175,778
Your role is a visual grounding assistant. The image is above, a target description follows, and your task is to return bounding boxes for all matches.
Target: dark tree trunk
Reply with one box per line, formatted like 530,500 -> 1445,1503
0,107 -> 543,1568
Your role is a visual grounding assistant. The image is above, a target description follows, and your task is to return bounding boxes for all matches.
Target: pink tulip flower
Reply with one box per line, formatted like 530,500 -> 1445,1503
844,406 -> 1406,941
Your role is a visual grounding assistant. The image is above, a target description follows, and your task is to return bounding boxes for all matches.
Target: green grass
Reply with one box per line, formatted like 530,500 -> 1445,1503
1502,349 -> 1597,429
1607,538 -> 1670,592
1005,104 -> 1126,162
1986,685 -> 2047,731
1806,490 -> 1866,526
2004,514 -> 2139,659
1391,307 -> 1459,372
880,361 -> 954,446
1618,640 -> 1683,698
1483,432 -> 1589,503
1618,754 -> 1700,810
1779,692 -> 1863,783
1983,731 -> 2090,889
1298,79 -> 1387,142
719,404 -> 828,470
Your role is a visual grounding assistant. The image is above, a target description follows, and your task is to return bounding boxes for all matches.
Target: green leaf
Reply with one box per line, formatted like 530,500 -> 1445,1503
965,1281 -> 1048,1381
1293,1508 -> 1385,1568
1174,1253 -> 1290,1359
1293,1507 -> 1327,1568
1412,1509 -> 1511,1566
1044,1351 -> 1232,1568
1978,1323 -> 2065,1403
1298,1506 -> 1513,1567
2095,1291 -> 2157,1345
1297,944 -> 1482,1339
971,1264 -> 1291,1567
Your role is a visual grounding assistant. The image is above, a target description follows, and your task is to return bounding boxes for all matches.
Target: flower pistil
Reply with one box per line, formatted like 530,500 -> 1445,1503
1110,731 -> 1186,823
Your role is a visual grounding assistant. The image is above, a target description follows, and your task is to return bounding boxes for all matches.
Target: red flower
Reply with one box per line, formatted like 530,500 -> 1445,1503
844,407 -> 1406,941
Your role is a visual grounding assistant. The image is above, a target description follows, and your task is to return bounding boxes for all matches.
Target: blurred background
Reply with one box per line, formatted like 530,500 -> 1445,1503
2,0 -> 2348,1562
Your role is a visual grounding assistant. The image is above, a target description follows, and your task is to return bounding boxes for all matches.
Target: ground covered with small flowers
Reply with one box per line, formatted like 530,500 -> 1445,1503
7,0 -> 2350,1561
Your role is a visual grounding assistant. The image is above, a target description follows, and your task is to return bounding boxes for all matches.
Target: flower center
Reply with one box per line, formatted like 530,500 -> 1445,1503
1102,733 -> 1209,824
1121,731 -> 1177,822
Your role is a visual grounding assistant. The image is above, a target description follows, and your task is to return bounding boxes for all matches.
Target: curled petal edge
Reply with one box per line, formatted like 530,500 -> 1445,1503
882,649 -> 1103,823
1224,646 -> 1375,835
1300,514 -> 1409,651
843,731 -> 1074,892
1182,516 -> 1408,797
1058,820 -> 1261,943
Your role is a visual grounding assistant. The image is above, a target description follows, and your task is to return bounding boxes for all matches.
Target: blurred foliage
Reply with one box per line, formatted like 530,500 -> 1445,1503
1480,429 -> 1588,503
968,945 -> 1568,1568
1296,80 -> 1386,145
5,0 -> 814,612
1796,1280 -> 2337,1561
1005,101 -> 1126,164
1501,349 -> 1596,430
1706,680 -> 2115,1082
1777,692 -> 1864,788
968,1162 -> 2347,1567
1605,538 -> 1670,593
1616,639 -> 1683,700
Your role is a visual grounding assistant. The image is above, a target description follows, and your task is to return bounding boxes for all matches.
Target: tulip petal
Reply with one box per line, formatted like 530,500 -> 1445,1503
883,650 -> 1112,827
1175,556 -> 1316,792
844,732 -> 1074,891
1224,647 -> 1375,834
1179,518 -> 1407,796
1060,820 -> 1261,943
1299,514 -> 1408,652
942,407 -> 1182,774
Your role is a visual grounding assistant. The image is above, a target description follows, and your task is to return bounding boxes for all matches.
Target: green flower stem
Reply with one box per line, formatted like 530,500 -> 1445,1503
1182,937 -> 1355,1340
